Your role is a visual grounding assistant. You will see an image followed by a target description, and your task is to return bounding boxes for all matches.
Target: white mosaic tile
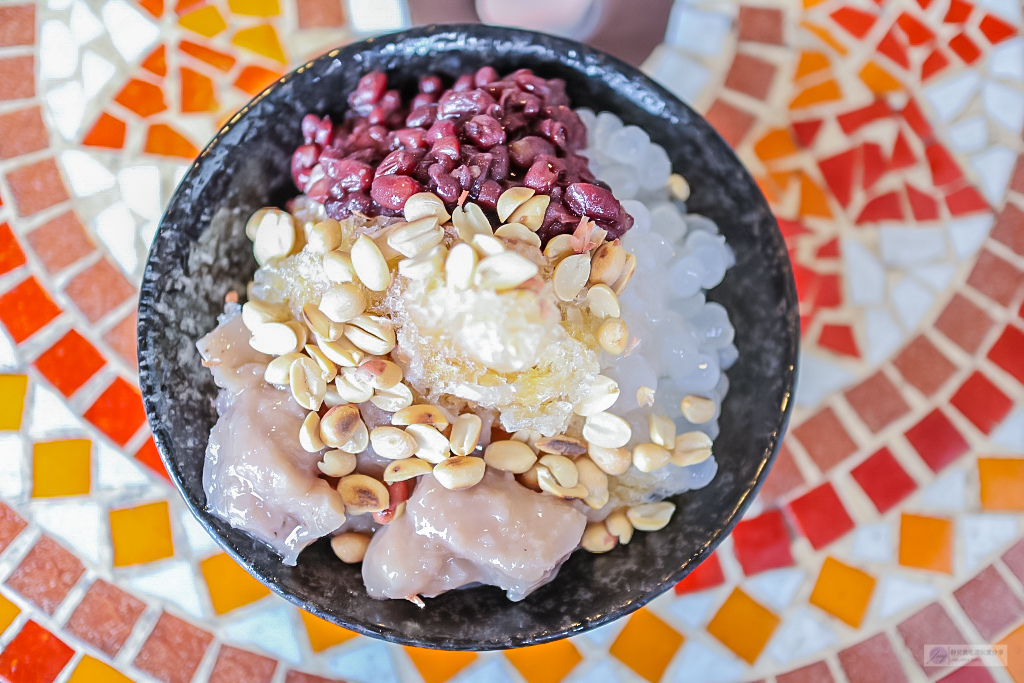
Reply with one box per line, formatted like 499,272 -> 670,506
61,150 -> 116,197
891,276 -> 934,331
69,1 -> 104,46
766,608 -> 838,666
117,165 -> 162,222
669,637 -> 747,683
221,603 -> 303,664
0,435 -> 25,499
95,441 -> 150,489
26,386 -> 83,439
326,640 -> 400,683
581,618 -> 627,648
917,469 -> 967,512
978,0 -> 1022,23
180,509 -> 220,556
40,21 -> 78,80
874,575 -> 939,620
664,5 -> 731,56
345,0 -> 407,33
947,117 -> 988,154
989,38 -> 1024,80
743,568 -> 805,613
794,353 -> 855,408
128,560 -> 206,619
0,331 -> 17,371
81,50 -> 116,99
864,309 -> 904,366
983,81 -> 1024,135
850,522 -> 894,564
911,263 -> 956,292
93,202 -> 140,276
842,239 -> 886,305
925,70 -> 980,122
31,500 -> 104,565
449,656 -> 513,683
646,47 -> 711,105
665,590 -> 721,629
991,407 -> 1024,451
879,226 -> 947,267
44,80 -> 87,140
970,146 -> 1017,205
100,0 -> 160,63
565,658 -> 624,683
47,0 -> 72,10
946,214 -> 994,260
961,514 -> 1019,572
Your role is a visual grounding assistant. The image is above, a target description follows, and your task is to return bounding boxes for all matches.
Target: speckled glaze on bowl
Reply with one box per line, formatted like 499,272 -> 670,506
137,23 -> 799,651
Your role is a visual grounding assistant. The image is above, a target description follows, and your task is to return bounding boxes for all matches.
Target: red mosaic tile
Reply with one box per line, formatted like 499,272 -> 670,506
815,274 -> 842,308
857,191 -> 906,223
759,441 -> 805,503
894,335 -> 957,395
921,48 -> 951,81
0,277 -> 62,344
949,32 -> 981,63
954,565 -> 1023,641
705,99 -> 755,148
1003,537 -> 1024,584
818,148 -> 859,207
33,330 -> 105,397
992,203 -> 1024,256
903,99 -> 934,140
861,143 -> 887,190
731,509 -> 793,575
738,6 -> 783,44
819,323 -> 859,357
897,602 -> 968,675
850,447 -> 917,513
0,621 -> 73,683
989,325 -> 1024,385
0,107 -> 48,160
724,53 -> 776,100
285,672 -> 343,683
788,482 -> 855,549
938,664 -> 996,683
896,12 -> 934,44
209,645 -> 277,683
134,612 -> 213,683
905,409 -> 970,472
792,119 -> 823,148
944,0 -> 972,23
837,100 -> 891,135
103,308 -> 138,370
877,29 -> 910,69
845,371 -> 910,432
1010,155 -> 1024,195
135,437 -> 171,481
831,6 -> 876,38
84,377 -> 146,446
926,144 -> 963,186
979,14 -> 1016,43
83,113 -> 127,150
935,294 -> 993,353
65,579 -> 146,657
791,407 -> 858,473
674,551 -> 724,594
5,536 -> 84,614
906,183 -> 939,220
816,238 -> 840,259
0,56 -> 34,101
296,0 -> 345,29
0,6 -> 35,46
25,212 -> 95,275
968,250 -> 1024,307
951,371 -> 1012,434
946,186 -> 988,215
777,661 -> 834,683
63,258 -> 135,324
0,223 -> 26,276
0,502 -> 27,552
838,633 -> 909,683
5,158 -> 70,217
891,131 -> 917,169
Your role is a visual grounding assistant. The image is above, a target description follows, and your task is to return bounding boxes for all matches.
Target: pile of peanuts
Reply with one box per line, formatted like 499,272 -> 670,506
241,184 -> 718,560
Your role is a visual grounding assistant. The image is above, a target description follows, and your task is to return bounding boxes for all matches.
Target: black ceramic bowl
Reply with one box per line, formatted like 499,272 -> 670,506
138,24 -> 798,650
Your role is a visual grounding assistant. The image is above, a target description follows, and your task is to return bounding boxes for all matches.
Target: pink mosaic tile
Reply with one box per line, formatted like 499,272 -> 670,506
935,294 -> 995,354
777,661 -> 834,683
839,633 -> 909,683
991,203 -> 1024,257
967,250 -> 1024,308
1002,537 -> 1024,585
0,502 -> 27,552
0,56 -> 34,101
791,406 -> 858,473
209,645 -> 277,683
893,335 -> 957,396
738,6 -> 784,44
0,107 -> 48,160
0,6 -> 35,47
25,212 -> 95,275
5,536 -> 84,615
953,565 -> 1024,641
134,612 -> 213,683
844,371 -> 910,432
63,259 -> 135,324
65,579 -> 146,657
4,158 -> 69,217
897,602 -> 968,675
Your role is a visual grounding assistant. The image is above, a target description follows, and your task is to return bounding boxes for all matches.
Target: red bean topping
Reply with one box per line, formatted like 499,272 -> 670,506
564,183 -> 620,222
371,175 -> 421,210
463,114 -> 505,149
376,149 -> 421,177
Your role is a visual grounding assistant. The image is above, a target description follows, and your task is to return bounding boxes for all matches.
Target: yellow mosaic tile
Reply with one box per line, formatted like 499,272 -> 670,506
504,638 -> 582,683
66,656 -> 133,683
809,556 -> 875,627
199,553 -> 271,615
403,646 -> 477,683
231,24 -> 286,64
0,592 -> 20,635
178,6 -> 228,38
299,608 -> 357,652
228,0 -> 280,16
0,375 -> 28,430
31,439 -> 90,497
109,501 -> 174,566
610,608 -> 684,682
706,588 -> 779,664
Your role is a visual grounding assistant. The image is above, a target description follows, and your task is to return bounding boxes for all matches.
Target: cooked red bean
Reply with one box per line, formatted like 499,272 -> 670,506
371,175 -> 421,210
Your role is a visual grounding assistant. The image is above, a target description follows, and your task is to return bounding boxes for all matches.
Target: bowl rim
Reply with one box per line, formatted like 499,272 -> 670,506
139,22 -> 799,650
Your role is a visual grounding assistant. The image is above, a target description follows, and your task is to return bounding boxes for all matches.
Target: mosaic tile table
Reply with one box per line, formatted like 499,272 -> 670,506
0,0 -> 1023,680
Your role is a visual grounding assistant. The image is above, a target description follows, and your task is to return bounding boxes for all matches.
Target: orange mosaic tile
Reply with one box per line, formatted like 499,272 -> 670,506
978,458 -> 1024,512
504,639 -> 582,683
34,330 -> 106,397
0,223 -> 26,276
0,374 -> 28,430
179,40 -> 237,71
611,608 -> 684,681
795,50 -> 830,80
181,67 -> 218,113
235,65 -> 283,96
232,24 -> 287,64
298,609 -> 357,652
831,6 -> 877,38
790,79 -> 843,108
754,128 -> 799,162
114,78 -> 168,118
109,500 -> 174,566
32,439 -> 91,497
145,123 -> 200,159
859,61 -> 902,93
228,0 -> 280,16
63,258 -> 135,324
25,211 -> 95,274
142,45 -> 167,77
135,437 -> 171,481
707,588 -> 779,664
403,647 -> 476,683
800,21 -> 848,55
83,112 -> 127,149
0,277 -> 61,343
179,6 -> 228,37
809,557 -> 875,627
1002,622 -> 1024,683
5,157 -> 70,216
799,173 -> 833,217
899,513 -> 953,573
83,377 -> 146,447
200,553 -> 271,614
138,0 -> 162,17
67,656 -> 133,683
0,592 -> 19,635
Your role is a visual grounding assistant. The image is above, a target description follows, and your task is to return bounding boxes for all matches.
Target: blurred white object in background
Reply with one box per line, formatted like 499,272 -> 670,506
476,0 -> 605,41
346,0 -> 409,33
